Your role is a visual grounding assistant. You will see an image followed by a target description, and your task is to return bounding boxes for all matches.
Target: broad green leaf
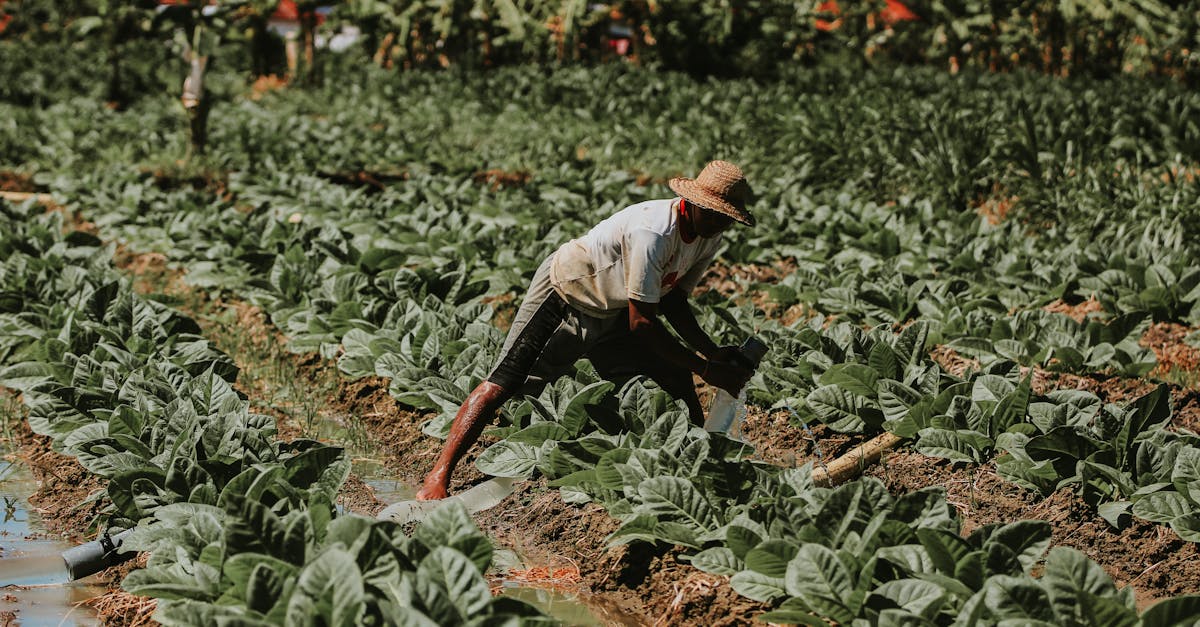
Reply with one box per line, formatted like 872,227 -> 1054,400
687,547 -> 743,576
729,570 -> 786,603
820,363 -> 880,397
745,540 -> 799,578
416,547 -> 491,618
869,578 -> 948,619
785,544 -> 855,624
635,476 -> 718,542
1132,491 -> 1191,523
1140,594 -> 1200,627
475,440 -> 540,478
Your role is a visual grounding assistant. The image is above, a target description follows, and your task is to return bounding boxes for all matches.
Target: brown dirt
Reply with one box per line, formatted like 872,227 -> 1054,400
0,171 -> 37,194
111,247 -> 192,299
249,75 -> 288,100
329,376 -> 490,494
973,185 -> 1019,225
1036,369 -> 1159,402
739,406 -> 862,469
1141,322 -> 1200,384
316,169 -> 408,193
86,589 -> 157,627
482,292 -> 518,332
867,451 -> 1200,608
1043,296 -> 1104,322
11,422 -> 106,540
694,259 -> 815,325
930,344 -> 981,377
473,168 -> 532,191
694,260 -> 797,301
474,481 -> 770,627
138,166 -> 232,202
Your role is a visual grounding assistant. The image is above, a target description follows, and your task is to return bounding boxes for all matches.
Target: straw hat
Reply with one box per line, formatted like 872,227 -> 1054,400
669,160 -> 754,227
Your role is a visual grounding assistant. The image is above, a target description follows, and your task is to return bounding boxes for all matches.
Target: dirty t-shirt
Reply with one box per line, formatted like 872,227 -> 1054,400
549,198 -> 723,318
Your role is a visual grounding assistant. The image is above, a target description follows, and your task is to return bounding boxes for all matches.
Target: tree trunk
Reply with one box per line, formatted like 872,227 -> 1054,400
107,38 -> 124,108
182,51 -> 210,156
249,15 -> 271,78
300,10 -> 318,86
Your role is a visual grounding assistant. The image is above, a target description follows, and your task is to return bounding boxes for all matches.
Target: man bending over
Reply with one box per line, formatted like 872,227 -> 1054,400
417,160 -> 756,500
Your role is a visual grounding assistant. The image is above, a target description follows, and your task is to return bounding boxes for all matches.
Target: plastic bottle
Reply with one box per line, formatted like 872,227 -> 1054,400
703,336 -> 768,439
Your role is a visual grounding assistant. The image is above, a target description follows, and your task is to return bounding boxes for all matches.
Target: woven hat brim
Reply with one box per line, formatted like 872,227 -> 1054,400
669,178 -> 756,227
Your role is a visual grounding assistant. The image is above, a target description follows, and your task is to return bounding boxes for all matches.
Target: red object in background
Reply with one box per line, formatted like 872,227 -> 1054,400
606,37 -> 630,56
815,0 -> 841,32
881,0 -> 918,23
815,0 -> 917,32
272,1 -> 325,24
274,0 -> 298,20
153,0 -> 322,23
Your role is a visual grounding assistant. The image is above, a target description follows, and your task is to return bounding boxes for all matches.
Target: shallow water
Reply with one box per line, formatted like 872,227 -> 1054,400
492,549 -> 641,627
499,586 -> 609,627
0,454 -> 104,625
324,412 -> 420,505
356,459 -> 417,504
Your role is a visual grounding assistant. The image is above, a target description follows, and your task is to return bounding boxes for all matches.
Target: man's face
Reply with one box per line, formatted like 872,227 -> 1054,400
693,205 -> 735,238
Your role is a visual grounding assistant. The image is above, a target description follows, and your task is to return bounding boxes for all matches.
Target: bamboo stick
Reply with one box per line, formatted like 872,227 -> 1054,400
811,432 -> 905,487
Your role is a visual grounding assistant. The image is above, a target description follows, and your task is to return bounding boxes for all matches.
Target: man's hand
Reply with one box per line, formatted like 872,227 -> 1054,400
708,345 -> 747,365
702,358 -> 753,395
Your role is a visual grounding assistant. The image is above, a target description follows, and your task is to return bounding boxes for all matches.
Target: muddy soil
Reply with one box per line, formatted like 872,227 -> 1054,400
11,421 -> 107,540
1142,322 -> 1200,384
4,419 -> 155,626
474,480 -> 770,627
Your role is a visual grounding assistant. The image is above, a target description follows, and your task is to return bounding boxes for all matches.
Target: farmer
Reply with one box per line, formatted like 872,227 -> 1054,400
416,160 -> 756,500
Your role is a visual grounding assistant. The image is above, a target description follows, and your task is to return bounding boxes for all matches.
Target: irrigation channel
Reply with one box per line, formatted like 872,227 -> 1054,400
312,413 -> 624,625
0,413 -> 619,625
0,446 -> 103,625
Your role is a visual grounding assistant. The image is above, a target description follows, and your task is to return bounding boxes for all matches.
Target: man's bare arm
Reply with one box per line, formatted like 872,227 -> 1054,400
628,298 -> 749,393
658,290 -> 719,358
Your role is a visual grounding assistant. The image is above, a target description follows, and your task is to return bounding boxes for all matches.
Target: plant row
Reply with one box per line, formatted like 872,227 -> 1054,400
471,371 -> 1200,626
0,199 -> 548,625
742,314 -> 1200,542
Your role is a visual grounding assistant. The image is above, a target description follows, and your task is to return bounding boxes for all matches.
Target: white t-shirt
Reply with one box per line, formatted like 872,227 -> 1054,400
549,198 -> 723,318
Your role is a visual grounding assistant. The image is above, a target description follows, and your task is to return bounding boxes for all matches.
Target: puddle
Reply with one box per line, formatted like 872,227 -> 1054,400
491,549 -> 642,627
499,586 -> 609,626
320,411 -> 418,505
0,453 -> 104,625
354,459 -> 417,505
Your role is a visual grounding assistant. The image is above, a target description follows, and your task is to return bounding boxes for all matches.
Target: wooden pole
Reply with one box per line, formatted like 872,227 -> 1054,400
0,191 -> 54,204
811,432 -> 905,487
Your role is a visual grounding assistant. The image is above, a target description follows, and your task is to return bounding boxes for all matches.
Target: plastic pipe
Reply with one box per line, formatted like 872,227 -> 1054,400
61,529 -> 135,581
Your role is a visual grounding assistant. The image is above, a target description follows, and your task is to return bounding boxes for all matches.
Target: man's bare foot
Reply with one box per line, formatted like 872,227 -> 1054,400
415,481 -> 448,501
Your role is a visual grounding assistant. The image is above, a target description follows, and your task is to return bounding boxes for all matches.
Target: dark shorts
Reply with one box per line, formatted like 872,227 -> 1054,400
487,256 -> 647,396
